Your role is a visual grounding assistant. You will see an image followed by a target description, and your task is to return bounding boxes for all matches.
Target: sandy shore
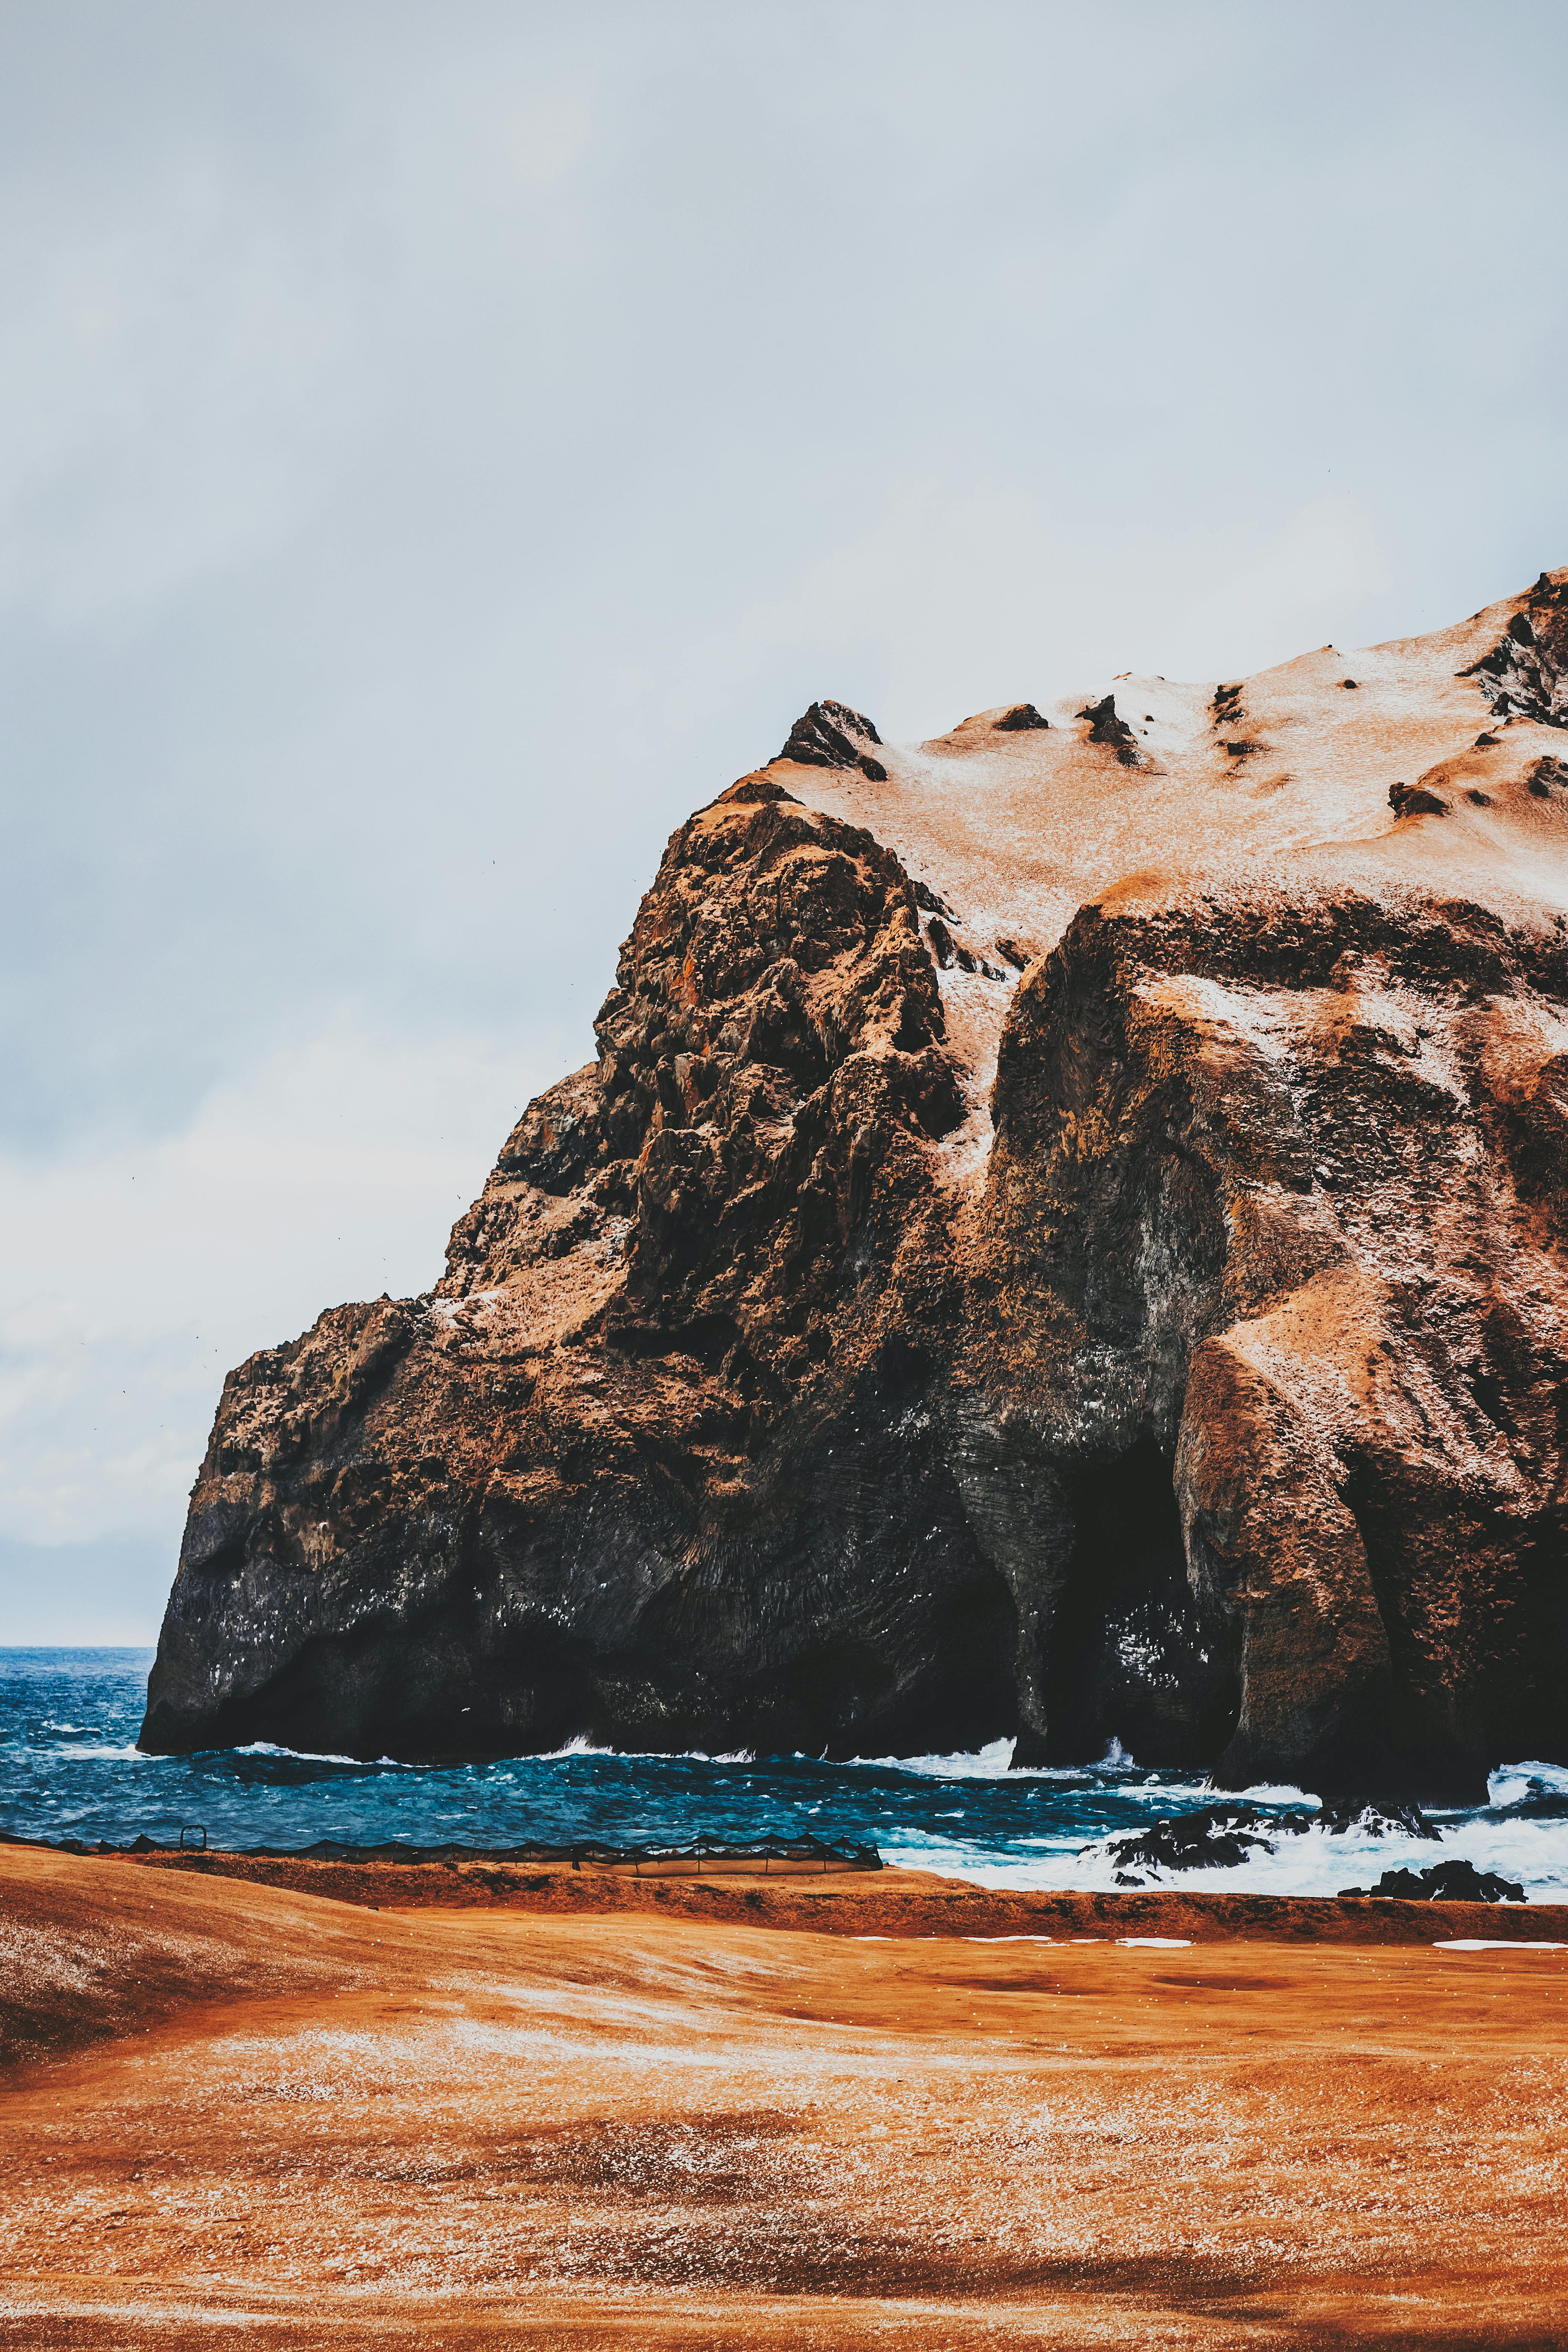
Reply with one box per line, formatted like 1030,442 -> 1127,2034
4,1847 -> 1568,2347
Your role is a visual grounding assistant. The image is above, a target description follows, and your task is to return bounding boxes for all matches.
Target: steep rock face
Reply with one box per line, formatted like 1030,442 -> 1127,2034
144,578 -> 1568,1798
141,777 -> 1003,1762
969,874 -> 1568,1798
1463,572 -> 1568,727
776,699 -> 888,779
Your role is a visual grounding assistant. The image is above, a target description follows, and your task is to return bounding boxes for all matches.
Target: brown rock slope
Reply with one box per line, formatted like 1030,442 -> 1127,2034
142,575 -> 1568,1799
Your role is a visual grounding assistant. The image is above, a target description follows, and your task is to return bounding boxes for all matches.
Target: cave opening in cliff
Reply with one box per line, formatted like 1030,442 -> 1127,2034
1040,1436 -> 1239,1769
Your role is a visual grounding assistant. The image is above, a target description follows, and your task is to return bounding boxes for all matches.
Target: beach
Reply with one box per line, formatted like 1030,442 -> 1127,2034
5,1844 -> 1568,2347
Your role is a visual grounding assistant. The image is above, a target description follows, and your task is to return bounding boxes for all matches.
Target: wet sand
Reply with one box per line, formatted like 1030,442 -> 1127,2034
4,1846 -> 1568,2347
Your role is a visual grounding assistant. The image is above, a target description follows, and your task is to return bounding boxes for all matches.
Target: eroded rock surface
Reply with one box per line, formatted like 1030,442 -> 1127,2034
1462,572 -> 1568,727
777,699 -> 888,779
144,579 -> 1568,1799
1077,693 -> 1143,765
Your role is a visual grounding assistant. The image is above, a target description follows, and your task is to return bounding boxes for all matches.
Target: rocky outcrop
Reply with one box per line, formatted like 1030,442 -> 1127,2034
1077,693 -> 1143,765
143,577 -> 1568,1800
1462,573 -> 1568,727
777,699 -> 888,779
1388,780 -> 1450,818
1342,1859 -> 1525,1903
142,776 -> 990,1764
1087,1798 -> 1444,1885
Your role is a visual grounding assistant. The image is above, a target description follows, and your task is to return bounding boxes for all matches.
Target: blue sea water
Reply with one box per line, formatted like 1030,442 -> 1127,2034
5,1647 -> 1568,1898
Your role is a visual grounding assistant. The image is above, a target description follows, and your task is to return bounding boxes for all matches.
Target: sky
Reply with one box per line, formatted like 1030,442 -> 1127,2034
2,0 -> 1566,1642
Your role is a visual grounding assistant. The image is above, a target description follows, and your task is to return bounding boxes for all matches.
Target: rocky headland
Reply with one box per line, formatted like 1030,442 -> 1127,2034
141,577 -> 1568,1800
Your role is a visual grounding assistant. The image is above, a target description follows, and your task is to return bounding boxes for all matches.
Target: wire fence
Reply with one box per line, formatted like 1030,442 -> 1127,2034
5,1827 -> 884,1873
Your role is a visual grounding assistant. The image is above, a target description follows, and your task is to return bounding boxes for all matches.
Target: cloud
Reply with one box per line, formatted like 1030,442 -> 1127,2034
0,1531 -> 167,1645
690,482 -> 1396,742
0,1012 -> 555,1558
0,115 -> 355,628
1163,495 -> 1393,679
1,0 -> 1565,1637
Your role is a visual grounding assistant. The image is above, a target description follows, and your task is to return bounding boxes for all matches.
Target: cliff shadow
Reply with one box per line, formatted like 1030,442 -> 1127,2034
1037,1437 -> 1239,1769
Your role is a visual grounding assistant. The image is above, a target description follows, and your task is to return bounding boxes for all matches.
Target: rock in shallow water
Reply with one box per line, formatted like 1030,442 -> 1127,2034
1340,1859 -> 1527,1903
141,579 -> 1568,1801
1315,1799 -> 1441,1841
1090,1797 -> 1445,1885
1085,1805 -> 1281,1884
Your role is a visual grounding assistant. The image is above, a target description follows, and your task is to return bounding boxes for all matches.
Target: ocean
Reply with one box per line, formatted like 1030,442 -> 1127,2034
5,1647 -> 1568,1898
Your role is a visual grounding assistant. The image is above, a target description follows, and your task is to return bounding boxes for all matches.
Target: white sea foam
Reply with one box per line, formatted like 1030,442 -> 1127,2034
46,1742 -> 146,1760
526,1736 -> 757,1764
884,1793 -> 1568,1901
863,1744 -> 1568,1900
1227,1782 -> 1321,1807
1118,1937 -> 1191,1947
837,1738 -> 1155,1782
235,1742 -> 379,1767
837,1737 -> 1325,1805
837,1738 -> 1021,1779
1435,1940 -> 1568,1952
1487,1760 -> 1568,1805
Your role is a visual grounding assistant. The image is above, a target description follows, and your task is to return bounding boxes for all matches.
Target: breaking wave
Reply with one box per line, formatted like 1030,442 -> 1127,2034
5,1650 -> 1568,1897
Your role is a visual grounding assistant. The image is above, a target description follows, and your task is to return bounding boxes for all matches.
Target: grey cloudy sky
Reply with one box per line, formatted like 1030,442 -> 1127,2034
3,0 -> 1565,1640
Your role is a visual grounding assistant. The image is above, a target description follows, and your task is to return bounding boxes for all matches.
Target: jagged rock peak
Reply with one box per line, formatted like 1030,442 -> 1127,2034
1075,693 -> 1143,766
778,699 -> 886,776
1460,569 -> 1568,728
994,703 -> 1050,732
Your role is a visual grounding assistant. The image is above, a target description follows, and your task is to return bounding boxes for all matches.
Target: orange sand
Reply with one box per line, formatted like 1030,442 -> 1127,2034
5,1846 -> 1568,2346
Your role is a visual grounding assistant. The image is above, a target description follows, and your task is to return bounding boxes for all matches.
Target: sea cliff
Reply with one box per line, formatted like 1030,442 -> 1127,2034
142,577 -> 1568,1799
